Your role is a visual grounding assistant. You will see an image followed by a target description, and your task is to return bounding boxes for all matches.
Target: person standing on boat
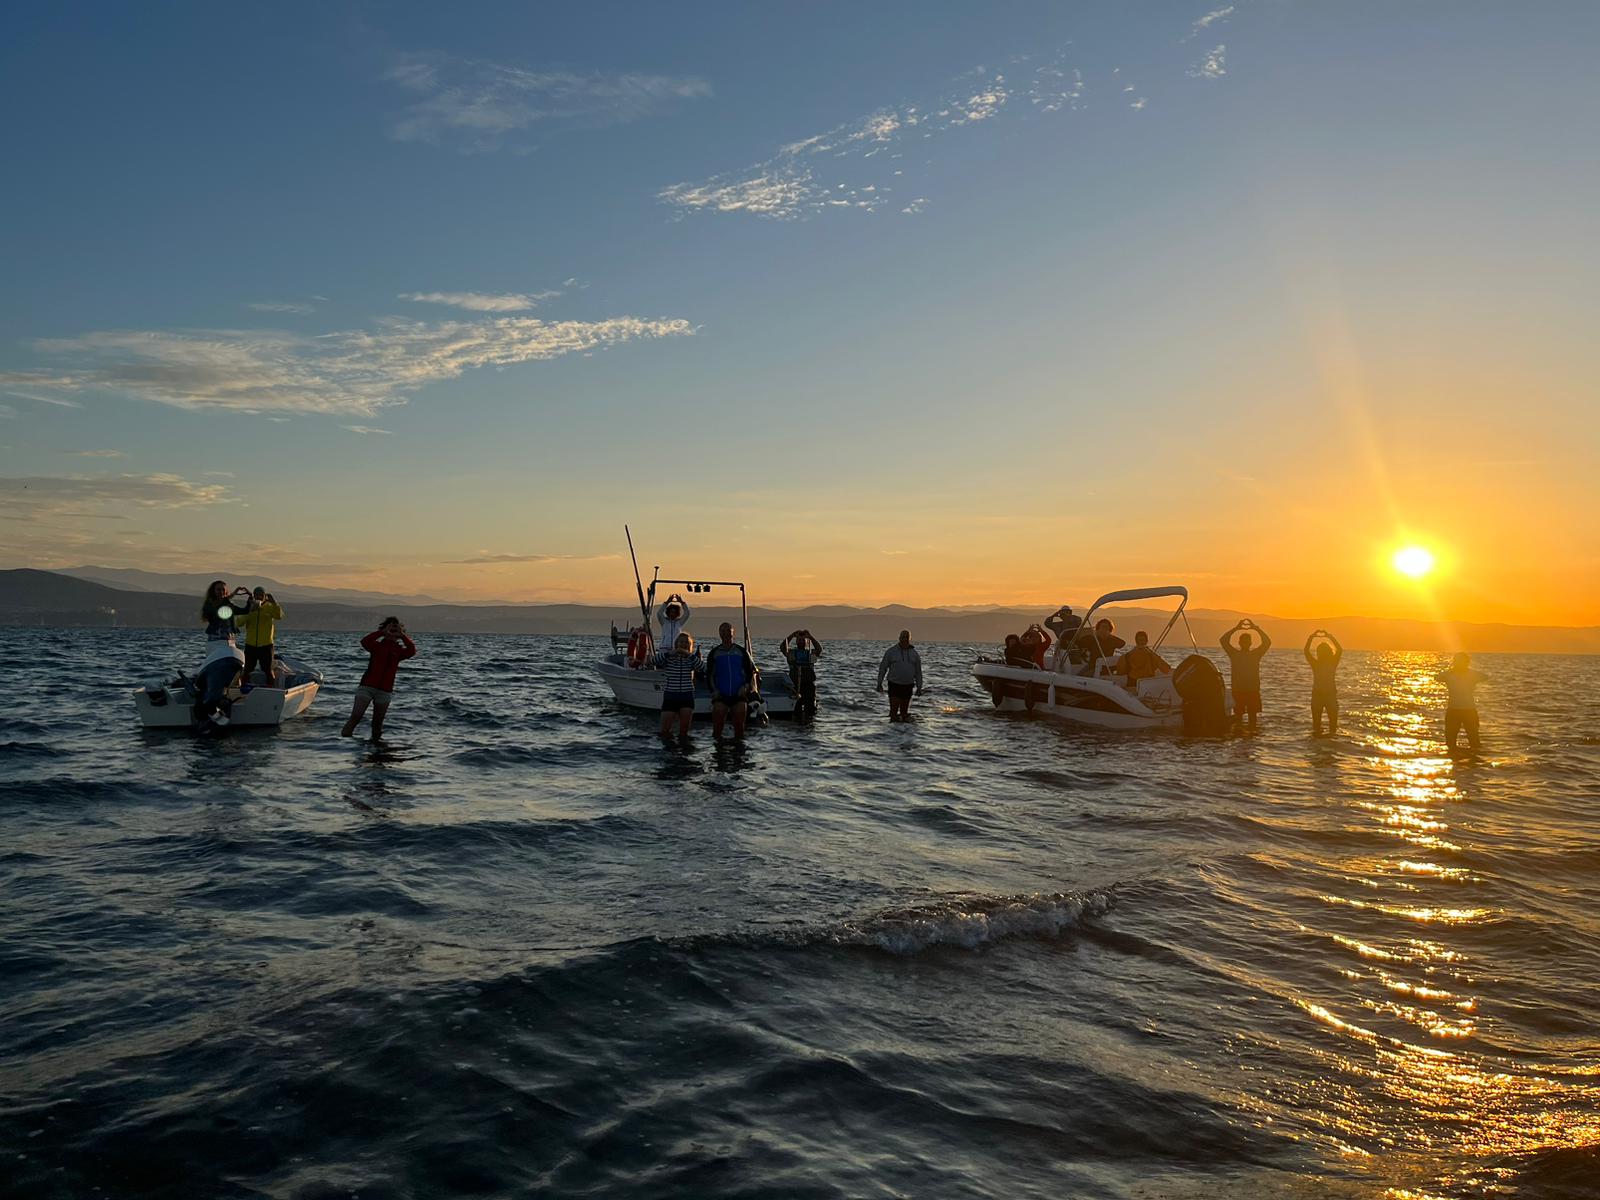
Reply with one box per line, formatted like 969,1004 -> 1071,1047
1436,652 -> 1486,753
1220,619 -> 1271,728
779,629 -> 823,718
196,580 -> 249,724
876,629 -> 924,722
706,621 -> 759,740
1303,630 -> 1343,737
235,587 -> 284,688
655,632 -> 704,741
342,617 -> 417,740
1045,606 -> 1082,641
655,593 -> 691,658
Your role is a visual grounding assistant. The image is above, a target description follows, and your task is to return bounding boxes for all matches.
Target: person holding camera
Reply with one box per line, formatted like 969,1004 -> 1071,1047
779,629 -> 823,718
196,579 -> 251,723
342,616 -> 417,740
235,586 -> 285,687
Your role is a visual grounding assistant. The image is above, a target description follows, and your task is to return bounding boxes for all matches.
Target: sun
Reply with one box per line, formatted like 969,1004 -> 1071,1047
1393,545 -> 1436,579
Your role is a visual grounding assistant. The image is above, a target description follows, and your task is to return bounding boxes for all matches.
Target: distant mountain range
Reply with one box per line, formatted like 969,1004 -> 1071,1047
60,565 -> 457,608
3,569 -> 1596,653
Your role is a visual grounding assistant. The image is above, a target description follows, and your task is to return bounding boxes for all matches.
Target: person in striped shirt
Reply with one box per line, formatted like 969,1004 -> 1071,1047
654,632 -> 704,740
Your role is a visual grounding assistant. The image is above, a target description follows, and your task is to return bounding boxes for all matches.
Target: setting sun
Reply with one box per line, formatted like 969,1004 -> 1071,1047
1393,546 -> 1437,579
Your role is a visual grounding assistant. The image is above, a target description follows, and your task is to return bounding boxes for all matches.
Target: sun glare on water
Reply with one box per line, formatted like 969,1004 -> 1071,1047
1393,546 -> 1436,579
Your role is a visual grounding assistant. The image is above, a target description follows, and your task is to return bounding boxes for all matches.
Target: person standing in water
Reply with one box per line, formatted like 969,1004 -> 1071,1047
1220,619 -> 1272,729
655,632 -> 703,741
779,629 -> 822,718
705,622 -> 759,740
342,617 -> 417,740
655,592 -> 691,657
235,586 -> 284,687
1303,630 -> 1343,737
1436,652 -> 1487,753
196,580 -> 250,724
876,629 -> 924,722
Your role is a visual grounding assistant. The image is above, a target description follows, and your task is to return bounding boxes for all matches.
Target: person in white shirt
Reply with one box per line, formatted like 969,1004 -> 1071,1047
876,629 -> 924,722
655,593 -> 691,656
1436,652 -> 1487,753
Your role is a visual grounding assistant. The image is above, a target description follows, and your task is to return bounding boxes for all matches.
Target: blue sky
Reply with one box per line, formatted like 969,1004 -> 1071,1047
3,3 -> 1598,621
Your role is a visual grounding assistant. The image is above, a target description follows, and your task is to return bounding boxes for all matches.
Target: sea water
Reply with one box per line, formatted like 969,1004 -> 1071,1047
2,627 -> 1596,1198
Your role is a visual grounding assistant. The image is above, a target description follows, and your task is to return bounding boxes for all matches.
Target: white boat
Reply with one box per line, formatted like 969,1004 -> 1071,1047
596,528 -> 797,720
972,586 -> 1229,731
133,653 -> 323,729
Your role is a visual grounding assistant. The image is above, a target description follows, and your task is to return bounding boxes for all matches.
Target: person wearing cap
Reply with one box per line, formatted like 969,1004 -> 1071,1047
1045,605 -> 1083,667
655,592 -> 691,657
235,586 -> 284,687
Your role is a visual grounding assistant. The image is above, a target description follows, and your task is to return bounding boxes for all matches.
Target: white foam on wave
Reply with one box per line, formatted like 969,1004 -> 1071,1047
818,889 -> 1116,955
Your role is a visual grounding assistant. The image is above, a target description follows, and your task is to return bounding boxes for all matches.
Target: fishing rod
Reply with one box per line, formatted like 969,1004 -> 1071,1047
625,525 -> 650,630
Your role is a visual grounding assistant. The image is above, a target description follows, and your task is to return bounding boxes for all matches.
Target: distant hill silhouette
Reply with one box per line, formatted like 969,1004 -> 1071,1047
2,569 -> 1595,652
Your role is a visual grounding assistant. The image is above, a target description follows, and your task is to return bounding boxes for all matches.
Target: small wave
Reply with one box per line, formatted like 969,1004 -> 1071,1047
0,741 -> 68,761
680,889 -> 1115,956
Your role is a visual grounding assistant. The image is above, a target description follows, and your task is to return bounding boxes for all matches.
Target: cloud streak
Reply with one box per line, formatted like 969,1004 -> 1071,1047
1183,6 -> 1235,43
9,311 -> 694,416
399,290 -> 560,312
660,54 -> 1091,221
443,551 -> 619,565
386,52 -> 711,152
247,300 -> 318,315
0,473 -> 232,521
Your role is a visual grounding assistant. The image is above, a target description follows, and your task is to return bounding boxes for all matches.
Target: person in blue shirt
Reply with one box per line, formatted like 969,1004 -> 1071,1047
705,621 -> 759,740
779,628 -> 823,718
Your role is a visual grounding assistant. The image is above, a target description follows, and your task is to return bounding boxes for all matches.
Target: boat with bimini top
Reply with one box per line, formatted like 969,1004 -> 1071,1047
597,527 -> 796,720
972,586 -> 1230,732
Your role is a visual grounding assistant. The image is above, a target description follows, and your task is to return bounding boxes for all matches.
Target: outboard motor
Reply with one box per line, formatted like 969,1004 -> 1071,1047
1172,654 -> 1229,737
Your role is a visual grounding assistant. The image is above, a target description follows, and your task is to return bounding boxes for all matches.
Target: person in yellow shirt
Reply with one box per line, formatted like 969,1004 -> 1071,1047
235,587 -> 284,687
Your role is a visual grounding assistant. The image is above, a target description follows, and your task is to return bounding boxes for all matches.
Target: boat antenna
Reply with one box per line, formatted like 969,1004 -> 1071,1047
625,525 -> 649,629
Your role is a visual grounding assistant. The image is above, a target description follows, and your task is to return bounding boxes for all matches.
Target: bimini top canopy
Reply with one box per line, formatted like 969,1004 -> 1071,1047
1084,585 -> 1188,611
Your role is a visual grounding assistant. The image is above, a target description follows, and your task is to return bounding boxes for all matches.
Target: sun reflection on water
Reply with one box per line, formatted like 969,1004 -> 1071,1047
1281,652 -> 1600,1188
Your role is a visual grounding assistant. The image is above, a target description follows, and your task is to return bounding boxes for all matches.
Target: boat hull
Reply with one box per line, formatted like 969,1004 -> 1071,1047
133,681 -> 320,729
597,655 -> 796,718
972,661 -> 1198,730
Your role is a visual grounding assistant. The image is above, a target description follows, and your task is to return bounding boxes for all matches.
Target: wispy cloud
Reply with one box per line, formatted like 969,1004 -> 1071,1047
385,51 -> 711,153
0,404 -> 15,420
72,449 -> 126,458
9,311 -> 694,416
5,388 -> 81,409
443,551 -> 619,565
341,424 -> 393,436
247,300 -> 318,315
660,54 -> 1086,220
399,290 -> 560,313
1182,6 -> 1235,43
0,473 -> 232,521
1189,45 -> 1227,79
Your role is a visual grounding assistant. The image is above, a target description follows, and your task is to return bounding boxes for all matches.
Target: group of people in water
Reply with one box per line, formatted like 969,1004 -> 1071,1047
991,604 -> 1485,750
198,581 -> 418,738
195,581 -> 1487,754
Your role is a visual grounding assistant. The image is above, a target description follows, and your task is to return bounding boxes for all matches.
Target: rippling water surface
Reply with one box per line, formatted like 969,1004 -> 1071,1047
3,628 -> 1597,1198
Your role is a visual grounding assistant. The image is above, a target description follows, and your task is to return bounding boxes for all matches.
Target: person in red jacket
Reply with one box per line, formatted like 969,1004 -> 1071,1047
341,616 -> 417,740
